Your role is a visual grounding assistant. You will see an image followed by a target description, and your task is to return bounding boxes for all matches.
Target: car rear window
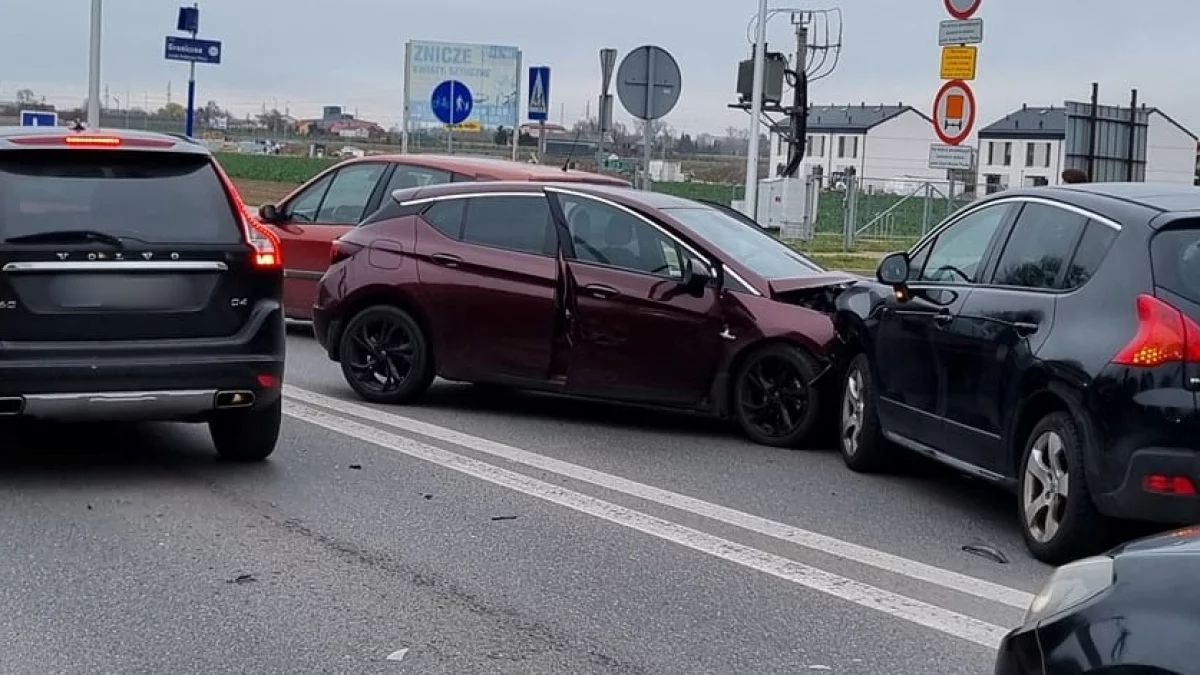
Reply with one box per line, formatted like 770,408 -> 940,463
1151,220 -> 1200,305
0,150 -> 241,244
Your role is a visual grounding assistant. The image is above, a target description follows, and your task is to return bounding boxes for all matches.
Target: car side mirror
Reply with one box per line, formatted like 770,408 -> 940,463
681,258 -> 714,297
877,252 -> 910,287
258,203 -> 281,223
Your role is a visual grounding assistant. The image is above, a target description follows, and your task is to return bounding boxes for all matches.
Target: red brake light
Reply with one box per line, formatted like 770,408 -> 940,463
1143,474 -> 1197,496
245,216 -> 282,269
63,135 -> 122,146
1112,294 -> 1200,367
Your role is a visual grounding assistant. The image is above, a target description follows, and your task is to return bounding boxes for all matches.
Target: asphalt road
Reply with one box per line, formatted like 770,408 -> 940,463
0,328 -> 1083,674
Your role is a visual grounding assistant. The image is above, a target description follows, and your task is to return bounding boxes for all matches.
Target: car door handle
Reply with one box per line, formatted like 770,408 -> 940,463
580,283 -> 620,300
933,311 -> 953,327
1013,321 -> 1039,337
429,253 -> 462,268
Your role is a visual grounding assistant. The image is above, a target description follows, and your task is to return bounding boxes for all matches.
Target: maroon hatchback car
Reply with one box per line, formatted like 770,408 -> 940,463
311,181 -> 859,447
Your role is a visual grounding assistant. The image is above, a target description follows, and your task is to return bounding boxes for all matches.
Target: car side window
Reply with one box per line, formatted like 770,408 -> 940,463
1062,221 -> 1118,290
420,199 -> 465,239
461,196 -> 554,256
558,194 -> 686,280
385,165 -> 452,193
918,204 -> 1009,284
991,203 -> 1089,290
286,173 -> 333,223
315,163 -> 387,224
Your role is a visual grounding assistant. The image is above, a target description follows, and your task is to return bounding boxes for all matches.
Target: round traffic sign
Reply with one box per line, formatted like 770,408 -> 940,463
944,0 -> 982,20
616,45 -> 682,121
430,80 -> 473,126
931,79 -> 977,146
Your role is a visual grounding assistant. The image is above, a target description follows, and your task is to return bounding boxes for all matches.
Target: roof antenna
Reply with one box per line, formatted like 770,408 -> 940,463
71,118 -> 86,132
561,124 -> 585,172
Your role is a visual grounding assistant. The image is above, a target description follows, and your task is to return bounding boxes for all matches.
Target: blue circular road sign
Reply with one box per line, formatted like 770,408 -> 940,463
431,80 -> 473,125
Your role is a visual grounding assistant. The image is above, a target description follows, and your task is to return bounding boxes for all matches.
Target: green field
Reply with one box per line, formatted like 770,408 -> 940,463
217,153 -> 952,274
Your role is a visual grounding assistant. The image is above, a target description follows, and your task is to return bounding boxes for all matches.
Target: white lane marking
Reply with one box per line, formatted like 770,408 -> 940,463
284,385 -> 1034,609
386,648 -> 409,662
284,400 -> 1009,649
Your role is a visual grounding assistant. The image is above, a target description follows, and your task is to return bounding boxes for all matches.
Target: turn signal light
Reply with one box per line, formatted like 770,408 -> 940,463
1143,474 -> 1197,496
1112,294 -> 1200,367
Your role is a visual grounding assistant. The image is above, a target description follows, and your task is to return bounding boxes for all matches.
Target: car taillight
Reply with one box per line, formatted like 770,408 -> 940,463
330,240 -> 363,265
245,215 -> 283,269
211,159 -> 282,270
1112,294 -> 1200,367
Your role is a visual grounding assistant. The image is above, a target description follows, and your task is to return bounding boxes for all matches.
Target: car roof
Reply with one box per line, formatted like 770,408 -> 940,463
987,182 -> 1200,219
0,125 -> 210,155
391,179 -> 706,210
343,153 -> 629,185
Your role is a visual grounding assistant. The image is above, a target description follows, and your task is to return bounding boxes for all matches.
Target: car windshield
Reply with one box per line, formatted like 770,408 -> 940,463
661,206 -> 823,279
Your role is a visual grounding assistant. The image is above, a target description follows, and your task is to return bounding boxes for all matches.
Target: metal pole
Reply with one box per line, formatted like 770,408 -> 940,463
641,54 -> 656,191
401,42 -> 411,153
511,51 -> 522,162
596,95 -> 605,163
783,15 -> 808,177
1126,89 -> 1138,182
743,0 -> 769,217
538,120 -> 546,162
184,3 -> 198,137
1086,82 -> 1099,181
87,0 -> 102,128
447,81 -> 454,154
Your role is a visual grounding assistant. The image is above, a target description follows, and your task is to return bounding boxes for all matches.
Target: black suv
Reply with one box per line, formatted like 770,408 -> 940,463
0,126 -> 285,460
834,183 -> 1200,564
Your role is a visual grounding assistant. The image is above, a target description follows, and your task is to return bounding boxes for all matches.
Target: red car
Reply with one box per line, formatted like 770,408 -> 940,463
252,154 -> 627,320
311,181 -> 857,447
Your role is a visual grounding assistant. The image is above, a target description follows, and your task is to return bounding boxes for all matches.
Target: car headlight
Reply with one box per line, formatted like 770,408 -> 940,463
1024,555 -> 1115,624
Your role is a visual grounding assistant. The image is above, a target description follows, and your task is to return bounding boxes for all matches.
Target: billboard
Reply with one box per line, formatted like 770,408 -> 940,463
404,40 -> 522,129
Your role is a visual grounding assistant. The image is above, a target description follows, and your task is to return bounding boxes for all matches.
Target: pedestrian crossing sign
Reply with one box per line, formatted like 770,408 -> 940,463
528,66 -> 551,122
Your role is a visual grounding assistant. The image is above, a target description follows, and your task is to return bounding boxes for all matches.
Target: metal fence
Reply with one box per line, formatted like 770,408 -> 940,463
799,175 -> 994,253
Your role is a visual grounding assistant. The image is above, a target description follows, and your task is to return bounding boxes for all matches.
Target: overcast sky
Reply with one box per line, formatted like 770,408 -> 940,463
4,0 -> 1199,138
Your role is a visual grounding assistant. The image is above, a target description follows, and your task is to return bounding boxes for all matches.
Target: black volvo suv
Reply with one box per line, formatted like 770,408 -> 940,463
0,126 -> 285,460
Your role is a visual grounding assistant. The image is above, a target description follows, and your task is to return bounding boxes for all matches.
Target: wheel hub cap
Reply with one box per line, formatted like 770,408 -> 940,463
1023,430 -> 1070,543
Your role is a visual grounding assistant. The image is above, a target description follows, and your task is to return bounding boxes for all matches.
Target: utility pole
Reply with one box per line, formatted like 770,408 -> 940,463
87,0 -> 102,128
784,13 -> 810,176
743,0 -> 769,219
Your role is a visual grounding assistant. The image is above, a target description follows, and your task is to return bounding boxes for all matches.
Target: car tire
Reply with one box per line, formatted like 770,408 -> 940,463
209,396 -> 282,462
338,304 -> 434,405
839,353 -> 897,473
733,343 -> 821,448
1018,411 -> 1110,565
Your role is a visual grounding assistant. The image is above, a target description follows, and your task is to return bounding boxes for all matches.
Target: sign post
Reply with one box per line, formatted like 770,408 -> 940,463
164,4 -> 222,137
929,0 -> 982,172
597,48 -> 617,164
616,45 -> 682,190
528,66 -> 551,160
431,79 -> 473,153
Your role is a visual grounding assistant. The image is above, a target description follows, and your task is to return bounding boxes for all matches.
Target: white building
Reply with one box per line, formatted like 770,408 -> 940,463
767,104 -> 945,187
977,105 -> 1197,192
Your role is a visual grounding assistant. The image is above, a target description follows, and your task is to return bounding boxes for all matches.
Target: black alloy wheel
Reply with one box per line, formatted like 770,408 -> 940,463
734,344 -> 821,448
338,305 -> 434,404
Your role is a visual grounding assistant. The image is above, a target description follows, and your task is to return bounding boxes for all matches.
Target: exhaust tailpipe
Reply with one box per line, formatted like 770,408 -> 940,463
214,390 -> 256,409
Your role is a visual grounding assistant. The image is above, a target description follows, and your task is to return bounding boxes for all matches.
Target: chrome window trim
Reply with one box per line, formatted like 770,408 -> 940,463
544,186 -> 763,296
910,195 -> 1122,255
397,191 -> 540,207
1,261 -> 228,273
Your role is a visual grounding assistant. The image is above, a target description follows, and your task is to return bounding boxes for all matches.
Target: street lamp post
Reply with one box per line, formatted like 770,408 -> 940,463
87,0 -> 102,127
743,0 -> 769,219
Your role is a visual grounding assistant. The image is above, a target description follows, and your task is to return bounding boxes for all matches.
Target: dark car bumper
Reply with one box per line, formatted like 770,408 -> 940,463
0,306 -> 285,423
994,625 -> 1042,675
1095,446 -> 1200,523
312,306 -> 340,361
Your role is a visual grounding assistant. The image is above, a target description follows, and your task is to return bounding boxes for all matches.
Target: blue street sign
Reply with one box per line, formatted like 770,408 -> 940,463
19,110 -> 58,127
430,80 -> 473,126
164,36 -> 222,64
527,66 -> 550,122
